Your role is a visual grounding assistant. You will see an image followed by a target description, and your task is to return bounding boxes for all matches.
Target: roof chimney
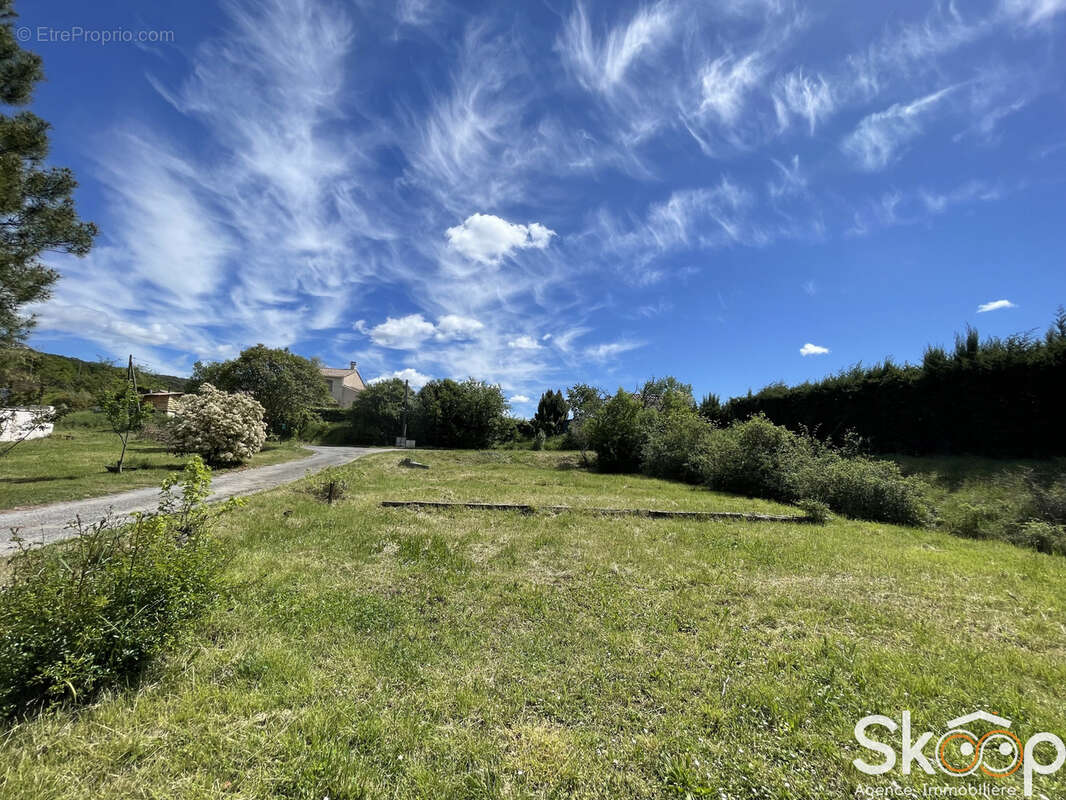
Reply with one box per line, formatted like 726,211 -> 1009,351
349,361 -> 358,370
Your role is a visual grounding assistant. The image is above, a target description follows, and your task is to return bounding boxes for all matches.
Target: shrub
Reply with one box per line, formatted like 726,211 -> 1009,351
1009,521 -> 1066,555
304,468 -> 349,504
641,409 -> 715,484
0,457 -> 231,718
937,470 -> 1066,555
169,383 -> 267,466
587,389 -> 646,472
808,456 -> 930,527
796,498 -> 831,524
533,430 -> 546,451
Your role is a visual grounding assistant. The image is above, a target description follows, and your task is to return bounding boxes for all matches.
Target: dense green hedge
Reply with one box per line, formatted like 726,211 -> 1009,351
716,310 -> 1066,457
587,384 -> 932,526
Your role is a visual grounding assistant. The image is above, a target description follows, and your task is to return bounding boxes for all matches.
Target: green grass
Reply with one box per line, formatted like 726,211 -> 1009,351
0,413 -> 311,509
2,450 -> 1064,799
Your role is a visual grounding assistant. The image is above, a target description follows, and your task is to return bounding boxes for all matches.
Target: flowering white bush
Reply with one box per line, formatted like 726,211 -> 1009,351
168,383 -> 267,465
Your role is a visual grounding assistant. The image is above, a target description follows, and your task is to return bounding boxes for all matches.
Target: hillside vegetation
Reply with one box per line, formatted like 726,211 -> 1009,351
4,348 -> 187,408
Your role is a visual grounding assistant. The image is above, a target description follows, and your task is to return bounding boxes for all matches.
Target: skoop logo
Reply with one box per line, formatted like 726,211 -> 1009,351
853,711 -> 1065,797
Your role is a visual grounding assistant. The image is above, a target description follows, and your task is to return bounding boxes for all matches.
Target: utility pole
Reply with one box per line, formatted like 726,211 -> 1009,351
127,354 -> 139,393
401,379 -> 409,442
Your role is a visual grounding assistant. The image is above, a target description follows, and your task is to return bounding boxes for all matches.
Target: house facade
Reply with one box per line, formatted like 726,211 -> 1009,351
320,362 -> 367,408
141,391 -> 185,416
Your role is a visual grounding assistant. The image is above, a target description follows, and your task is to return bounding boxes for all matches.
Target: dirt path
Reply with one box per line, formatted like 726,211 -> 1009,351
0,446 -> 392,554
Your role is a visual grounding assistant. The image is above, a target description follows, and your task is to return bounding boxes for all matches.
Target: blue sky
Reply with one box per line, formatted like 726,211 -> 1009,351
18,0 -> 1066,413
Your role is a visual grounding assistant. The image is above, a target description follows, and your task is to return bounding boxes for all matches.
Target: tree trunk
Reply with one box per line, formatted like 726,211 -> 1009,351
117,433 -> 128,473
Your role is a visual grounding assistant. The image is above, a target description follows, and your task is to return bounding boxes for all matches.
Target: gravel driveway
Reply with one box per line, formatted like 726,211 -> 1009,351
0,446 -> 392,554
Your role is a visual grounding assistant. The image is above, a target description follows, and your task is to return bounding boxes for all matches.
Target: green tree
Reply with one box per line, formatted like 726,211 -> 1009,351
190,345 -> 330,438
350,378 -> 414,445
533,389 -> 568,435
565,383 -> 605,464
698,392 -> 722,424
586,389 -> 646,472
0,1 -> 97,350
638,376 -> 695,412
414,378 -> 508,448
101,382 -> 152,473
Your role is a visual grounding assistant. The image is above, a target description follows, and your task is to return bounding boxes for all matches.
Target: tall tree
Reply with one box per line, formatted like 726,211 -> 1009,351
565,383 -> 605,465
349,378 -> 413,445
0,1 -> 97,352
414,378 -> 508,449
190,345 -> 331,438
533,389 -> 568,435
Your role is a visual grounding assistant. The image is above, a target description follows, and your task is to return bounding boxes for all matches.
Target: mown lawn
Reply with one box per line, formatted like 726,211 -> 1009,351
0,414 -> 311,509
1,451 -> 1064,799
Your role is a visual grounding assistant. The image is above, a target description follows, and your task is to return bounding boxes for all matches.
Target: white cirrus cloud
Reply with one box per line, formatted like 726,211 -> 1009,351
696,53 -> 765,128
800,342 -> 830,356
557,0 -> 675,95
977,299 -> 1017,312
507,335 -> 542,350
445,213 -> 556,264
586,340 -> 644,361
772,69 -> 835,134
509,394 -> 531,403
1001,0 -> 1066,26
841,86 -> 957,171
370,368 -> 432,389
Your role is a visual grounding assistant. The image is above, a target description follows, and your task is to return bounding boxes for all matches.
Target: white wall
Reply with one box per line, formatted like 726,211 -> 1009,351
0,407 -> 55,442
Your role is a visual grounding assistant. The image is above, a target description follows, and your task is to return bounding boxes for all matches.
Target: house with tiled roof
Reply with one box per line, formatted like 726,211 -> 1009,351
320,362 -> 367,408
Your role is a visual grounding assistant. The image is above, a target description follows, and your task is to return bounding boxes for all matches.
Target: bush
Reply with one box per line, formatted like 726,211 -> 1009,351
0,457 -> 231,718
1009,521 -> 1066,555
304,467 -> 349,504
641,409 -> 715,484
587,389 -> 647,472
168,383 -> 267,466
796,498 -> 831,524
808,456 -> 930,527
937,470 -> 1066,555
532,430 -> 547,451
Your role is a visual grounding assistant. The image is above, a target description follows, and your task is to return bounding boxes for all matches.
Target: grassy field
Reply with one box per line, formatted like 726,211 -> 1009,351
1,450 -> 1064,799
0,413 -> 311,509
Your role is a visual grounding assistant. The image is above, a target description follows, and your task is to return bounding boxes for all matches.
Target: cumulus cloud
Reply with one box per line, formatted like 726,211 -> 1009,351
977,299 -> 1017,312
370,368 -> 432,389
359,313 -> 485,348
445,213 -> 556,264
435,314 -> 485,340
507,335 -> 541,350
363,314 -> 437,348
509,394 -> 531,403
800,342 -> 830,356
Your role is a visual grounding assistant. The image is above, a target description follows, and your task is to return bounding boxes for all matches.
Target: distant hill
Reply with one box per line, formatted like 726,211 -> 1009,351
13,349 -> 188,407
